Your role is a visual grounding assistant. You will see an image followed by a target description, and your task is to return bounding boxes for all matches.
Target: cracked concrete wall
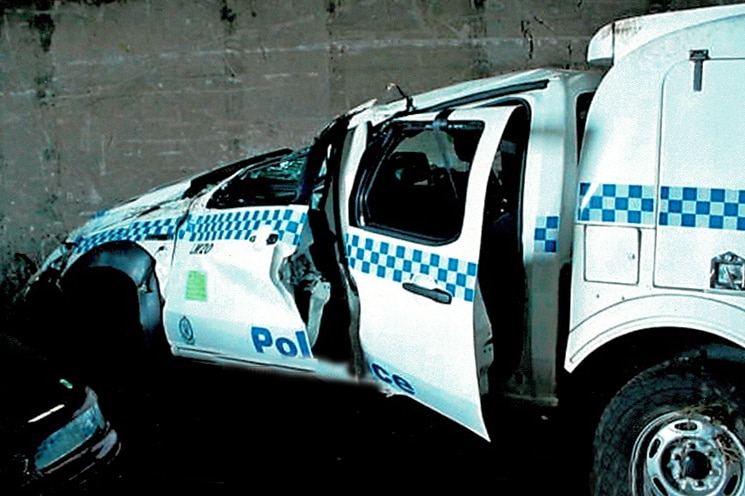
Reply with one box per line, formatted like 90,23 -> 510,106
0,0 -> 741,309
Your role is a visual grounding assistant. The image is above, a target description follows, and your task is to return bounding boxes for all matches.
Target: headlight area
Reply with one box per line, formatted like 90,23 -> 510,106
32,388 -> 118,477
36,242 -> 74,276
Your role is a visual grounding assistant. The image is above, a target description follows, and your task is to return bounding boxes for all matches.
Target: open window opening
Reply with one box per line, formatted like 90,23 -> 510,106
478,106 -> 530,389
281,129 -> 356,364
576,92 -> 594,162
352,119 -> 485,245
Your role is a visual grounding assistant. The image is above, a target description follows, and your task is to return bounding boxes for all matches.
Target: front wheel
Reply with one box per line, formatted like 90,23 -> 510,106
593,359 -> 745,496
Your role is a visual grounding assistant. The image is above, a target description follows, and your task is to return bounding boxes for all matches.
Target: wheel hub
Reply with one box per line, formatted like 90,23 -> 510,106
681,450 -> 712,481
632,412 -> 745,496
667,437 -> 721,491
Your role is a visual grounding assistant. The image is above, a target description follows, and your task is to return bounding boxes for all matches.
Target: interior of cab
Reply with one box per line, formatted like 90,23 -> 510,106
479,105 -> 530,383
359,120 -> 483,244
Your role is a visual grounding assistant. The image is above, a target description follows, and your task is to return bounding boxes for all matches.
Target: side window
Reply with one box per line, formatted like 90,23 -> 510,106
207,148 -> 311,209
576,92 -> 594,161
355,121 -> 484,243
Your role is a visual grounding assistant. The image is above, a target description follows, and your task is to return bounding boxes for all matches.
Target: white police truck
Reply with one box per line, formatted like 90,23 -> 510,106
22,5 -> 745,495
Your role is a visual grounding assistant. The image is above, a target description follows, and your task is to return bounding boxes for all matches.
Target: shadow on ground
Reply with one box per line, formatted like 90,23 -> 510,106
72,359 -> 589,494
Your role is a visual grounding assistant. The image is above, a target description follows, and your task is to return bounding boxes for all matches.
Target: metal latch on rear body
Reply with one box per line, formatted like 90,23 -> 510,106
711,252 -> 745,291
690,49 -> 710,92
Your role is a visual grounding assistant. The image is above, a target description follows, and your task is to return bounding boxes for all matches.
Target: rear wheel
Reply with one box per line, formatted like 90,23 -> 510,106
593,359 -> 745,496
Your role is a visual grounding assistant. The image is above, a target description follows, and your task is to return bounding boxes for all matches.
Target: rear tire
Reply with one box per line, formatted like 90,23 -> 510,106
592,359 -> 745,496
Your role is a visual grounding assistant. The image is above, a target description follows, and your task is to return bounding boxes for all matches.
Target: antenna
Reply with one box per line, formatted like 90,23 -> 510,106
387,82 -> 414,112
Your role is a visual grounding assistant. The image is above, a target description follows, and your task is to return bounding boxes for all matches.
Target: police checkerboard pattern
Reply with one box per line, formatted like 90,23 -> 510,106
74,207 -> 307,253
345,233 -> 478,303
659,186 -> 745,230
577,182 -> 656,225
181,207 -> 307,244
74,217 -> 179,253
578,182 -> 745,231
75,184 -> 744,264
534,216 -> 560,253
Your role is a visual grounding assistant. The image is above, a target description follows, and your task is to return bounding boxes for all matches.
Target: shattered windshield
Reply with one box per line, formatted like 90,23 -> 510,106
206,148 -> 311,209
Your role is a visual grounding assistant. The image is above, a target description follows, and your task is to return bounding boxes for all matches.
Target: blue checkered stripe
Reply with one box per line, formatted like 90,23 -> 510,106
660,186 -> 745,230
74,217 -> 178,253
345,233 -> 478,302
577,183 -> 656,225
534,216 -> 560,253
180,207 -> 307,245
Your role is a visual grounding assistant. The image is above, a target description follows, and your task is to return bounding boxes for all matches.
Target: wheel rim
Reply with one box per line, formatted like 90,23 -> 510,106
631,411 -> 745,496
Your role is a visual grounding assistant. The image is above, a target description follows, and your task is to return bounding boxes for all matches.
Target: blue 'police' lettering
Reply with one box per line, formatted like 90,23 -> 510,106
296,331 -> 311,357
370,362 -> 415,395
251,326 -> 311,358
393,374 -> 415,395
275,337 -> 297,356
252,326 -> 273,353
371,363 -> 392,384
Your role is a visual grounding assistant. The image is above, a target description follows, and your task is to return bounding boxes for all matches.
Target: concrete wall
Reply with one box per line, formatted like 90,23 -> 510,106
0,0 -> 740,308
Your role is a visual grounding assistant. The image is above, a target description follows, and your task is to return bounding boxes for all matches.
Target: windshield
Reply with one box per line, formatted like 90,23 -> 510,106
206,147 -> 312,209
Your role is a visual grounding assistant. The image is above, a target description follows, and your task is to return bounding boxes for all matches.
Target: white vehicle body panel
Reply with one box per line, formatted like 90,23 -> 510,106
587,3 -> 745,66
566,293 -> 745,372
60,196 -> 192,293
655,59 -> 745,290
346,108 -> 520,439
28,4 -> 745,446
567,6 -> 745,371
163,199 -> 315,370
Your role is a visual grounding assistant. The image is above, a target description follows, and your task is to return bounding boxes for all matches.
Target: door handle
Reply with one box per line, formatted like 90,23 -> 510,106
402,282 -> 452,304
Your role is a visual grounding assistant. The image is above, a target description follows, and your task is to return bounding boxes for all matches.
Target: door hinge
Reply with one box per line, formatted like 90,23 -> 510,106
690,49 -> 710,92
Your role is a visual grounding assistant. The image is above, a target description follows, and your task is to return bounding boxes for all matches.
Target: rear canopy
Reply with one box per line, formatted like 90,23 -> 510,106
587,4 -> 745,66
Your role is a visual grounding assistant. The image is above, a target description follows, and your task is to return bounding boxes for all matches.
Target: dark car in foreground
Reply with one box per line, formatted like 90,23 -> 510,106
0,333 -> 120,493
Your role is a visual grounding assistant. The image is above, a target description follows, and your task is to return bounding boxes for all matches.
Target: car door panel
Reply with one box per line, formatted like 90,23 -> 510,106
163,202 -> 317,369
345,107 -> 521,440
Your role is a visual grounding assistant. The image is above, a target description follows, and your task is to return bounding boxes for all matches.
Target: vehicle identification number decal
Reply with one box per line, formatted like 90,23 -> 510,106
189,242 -> 214,255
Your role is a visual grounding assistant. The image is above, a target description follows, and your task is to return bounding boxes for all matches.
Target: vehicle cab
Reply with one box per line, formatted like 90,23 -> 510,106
153,68 -> 601,439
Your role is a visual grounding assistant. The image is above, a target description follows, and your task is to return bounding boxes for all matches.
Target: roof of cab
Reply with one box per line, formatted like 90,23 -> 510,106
588,4 -> 745,66
355,68 -> 585,126
405,68 -> 573,110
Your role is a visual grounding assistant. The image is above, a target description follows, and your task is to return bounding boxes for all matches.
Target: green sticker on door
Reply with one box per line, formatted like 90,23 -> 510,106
185,271 -> 207,301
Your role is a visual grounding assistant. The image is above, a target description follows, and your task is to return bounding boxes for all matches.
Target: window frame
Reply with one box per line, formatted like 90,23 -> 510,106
351,118 -> 485,246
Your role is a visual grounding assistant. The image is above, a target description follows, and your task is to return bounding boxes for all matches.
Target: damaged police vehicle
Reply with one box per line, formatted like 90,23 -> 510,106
21,5 -> 745,495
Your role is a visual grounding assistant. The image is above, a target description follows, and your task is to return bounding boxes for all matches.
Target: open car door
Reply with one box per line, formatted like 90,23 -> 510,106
345,106 -> 521,440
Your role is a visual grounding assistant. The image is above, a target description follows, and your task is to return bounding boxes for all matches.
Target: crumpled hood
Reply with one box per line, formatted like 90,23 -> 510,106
66,148 -> 296,245
67,179 -> 193,243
